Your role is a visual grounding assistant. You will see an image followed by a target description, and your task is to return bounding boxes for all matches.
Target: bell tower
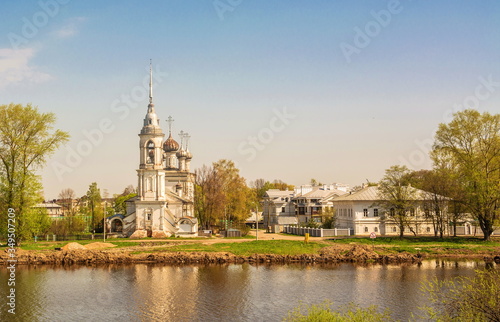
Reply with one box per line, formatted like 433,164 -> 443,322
132,60 -> 170,238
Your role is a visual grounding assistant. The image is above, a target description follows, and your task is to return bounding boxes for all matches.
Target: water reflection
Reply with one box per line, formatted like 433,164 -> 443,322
0,260 -> 495,321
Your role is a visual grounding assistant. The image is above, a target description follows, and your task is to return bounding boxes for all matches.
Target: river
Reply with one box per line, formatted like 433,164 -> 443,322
0,260 -> 494,321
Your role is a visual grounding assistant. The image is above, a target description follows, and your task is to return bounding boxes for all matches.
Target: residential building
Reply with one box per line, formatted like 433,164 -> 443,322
331,185 -> 450,236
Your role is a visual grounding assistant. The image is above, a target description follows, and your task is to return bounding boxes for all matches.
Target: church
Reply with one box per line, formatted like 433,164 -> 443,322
121,64 -> 198,238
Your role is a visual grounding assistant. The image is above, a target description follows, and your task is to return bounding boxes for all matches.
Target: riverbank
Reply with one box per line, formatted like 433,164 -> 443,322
2,234 -> 500,265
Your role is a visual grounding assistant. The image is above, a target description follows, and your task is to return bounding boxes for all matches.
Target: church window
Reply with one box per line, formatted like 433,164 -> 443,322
147,141 -> 155,164
374,227 -> 378,232
364,227 -> 368,233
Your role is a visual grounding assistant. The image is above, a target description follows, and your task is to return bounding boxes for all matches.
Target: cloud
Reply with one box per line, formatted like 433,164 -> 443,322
54,16 -> 87,39
0,48 -> 53,88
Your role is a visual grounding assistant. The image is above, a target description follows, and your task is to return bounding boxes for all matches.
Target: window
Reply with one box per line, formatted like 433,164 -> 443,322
363,209 -> 368,217
146,141 -> 155,164
392,227 -> 397,232
281,207 -> 285,213
147,213 -> 151,221
390,208 -> 395,216
374,209 -> 379,217
364,227 -> 368,233
374,227 -> 378,232
426,227 -> 431,233
410,208 -> 416,216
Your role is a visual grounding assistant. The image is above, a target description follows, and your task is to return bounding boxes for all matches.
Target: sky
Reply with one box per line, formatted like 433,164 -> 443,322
1,0 -> 499,199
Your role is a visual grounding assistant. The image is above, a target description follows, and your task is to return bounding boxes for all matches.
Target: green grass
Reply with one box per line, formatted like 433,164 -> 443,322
141,240 -> 327,256
331,236 -> 500,246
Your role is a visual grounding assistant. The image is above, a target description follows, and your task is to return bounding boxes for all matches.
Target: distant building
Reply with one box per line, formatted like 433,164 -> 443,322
262,184 -> 347,231
331,185 -> 447,236
33,202 -> 63,218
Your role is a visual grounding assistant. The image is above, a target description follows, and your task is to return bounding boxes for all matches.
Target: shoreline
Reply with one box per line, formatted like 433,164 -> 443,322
2,243 -> 498,266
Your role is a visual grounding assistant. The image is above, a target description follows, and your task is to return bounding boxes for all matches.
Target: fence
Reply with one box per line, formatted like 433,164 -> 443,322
36,234 -> 100,242
221,229 -> 242,238
283,225 -> 352,237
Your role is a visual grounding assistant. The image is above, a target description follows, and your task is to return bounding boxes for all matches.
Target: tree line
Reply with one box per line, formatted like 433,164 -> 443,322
0,103 -> 498,242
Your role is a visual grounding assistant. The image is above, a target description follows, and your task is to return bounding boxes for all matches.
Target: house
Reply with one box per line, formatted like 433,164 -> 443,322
262,184 -> 347,232
330,185 -> 443,236
33,202 -> 63,219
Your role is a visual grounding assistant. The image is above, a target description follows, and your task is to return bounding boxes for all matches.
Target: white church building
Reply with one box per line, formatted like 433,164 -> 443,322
121,64 -> 198,238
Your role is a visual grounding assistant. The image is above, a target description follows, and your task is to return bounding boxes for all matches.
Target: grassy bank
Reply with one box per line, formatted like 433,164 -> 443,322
4,236 -> 500,258
329,236 -> 500,256
135,240 -> 327,256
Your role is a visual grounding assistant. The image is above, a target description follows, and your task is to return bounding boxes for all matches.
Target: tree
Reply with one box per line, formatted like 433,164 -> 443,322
310,178 -> 323,187
58,188 -> 76,216
0,103 -> 69,243
114,188 -> 137,216
433,109 -> 500,241
195,160 -> 253,230
407,169 -> 449,238
422,269 -> 500,321
84,182 -> 102,232
377,165 -> 419,238
321,207 -> 336,229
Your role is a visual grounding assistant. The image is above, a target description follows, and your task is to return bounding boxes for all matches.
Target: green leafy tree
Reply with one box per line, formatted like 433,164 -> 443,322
433,109 -> 500,241
84,182 -> 102,232
377,165 -> 420,238
321,207 -> 337,229
0,103 -> 69,244
195,160 -> 253,230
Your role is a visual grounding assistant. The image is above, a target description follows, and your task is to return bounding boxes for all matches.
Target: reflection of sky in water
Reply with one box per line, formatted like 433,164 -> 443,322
0,261 -> 490,321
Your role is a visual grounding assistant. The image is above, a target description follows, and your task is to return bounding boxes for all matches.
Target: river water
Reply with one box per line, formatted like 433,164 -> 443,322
0,260 -> 494,321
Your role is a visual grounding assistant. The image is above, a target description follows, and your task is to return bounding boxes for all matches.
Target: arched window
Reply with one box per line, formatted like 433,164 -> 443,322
364,227 -> 368,233
147,141 -> 155,164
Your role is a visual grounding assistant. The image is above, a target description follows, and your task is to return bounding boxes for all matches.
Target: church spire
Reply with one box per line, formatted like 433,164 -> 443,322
149,59 -> 153,105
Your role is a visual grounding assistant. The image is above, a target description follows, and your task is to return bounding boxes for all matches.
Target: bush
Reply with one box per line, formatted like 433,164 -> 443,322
421,269 -> 500,321
283,301 -> 392,322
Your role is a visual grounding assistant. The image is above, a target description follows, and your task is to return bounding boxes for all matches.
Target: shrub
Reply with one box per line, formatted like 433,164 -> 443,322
283,301 -> 392,322
421,269 -> 500,321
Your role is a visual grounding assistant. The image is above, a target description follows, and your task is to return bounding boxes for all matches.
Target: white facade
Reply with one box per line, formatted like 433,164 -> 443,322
331,186 -> 440,236
122,64 -> 198,238
262,186 -> 347,229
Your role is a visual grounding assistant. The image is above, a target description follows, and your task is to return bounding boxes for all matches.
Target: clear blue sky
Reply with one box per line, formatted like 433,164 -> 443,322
1,0 -> 499,199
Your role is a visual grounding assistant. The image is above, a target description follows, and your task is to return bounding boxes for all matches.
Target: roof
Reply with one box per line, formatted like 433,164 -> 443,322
265,190 -> 294,202
299,188 -> 347,199
33,202 -> 62,209
331,186 -> 436,202
293,186 -> 347,201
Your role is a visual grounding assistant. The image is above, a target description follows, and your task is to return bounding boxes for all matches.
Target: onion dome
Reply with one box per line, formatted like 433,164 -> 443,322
176,149 -> 188,158
186,150 -> 193,160
163,134 -> 179,152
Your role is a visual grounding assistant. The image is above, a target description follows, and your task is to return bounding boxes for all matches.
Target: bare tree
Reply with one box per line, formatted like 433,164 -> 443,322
58,188 -> 76,216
